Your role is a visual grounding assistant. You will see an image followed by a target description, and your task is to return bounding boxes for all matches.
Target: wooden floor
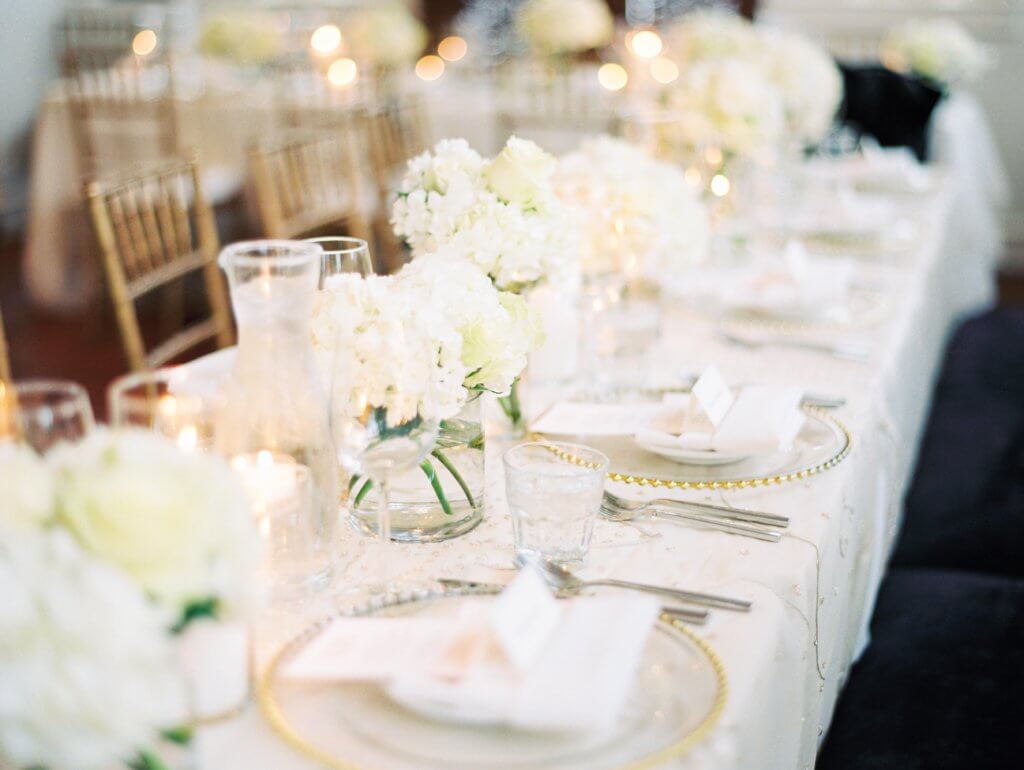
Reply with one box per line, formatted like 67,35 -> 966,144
2,228 -> 1023,420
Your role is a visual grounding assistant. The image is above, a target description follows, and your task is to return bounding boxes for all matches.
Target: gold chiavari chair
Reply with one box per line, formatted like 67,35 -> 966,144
0,305 -> 11,384
57,3 -> 167,76
67,56 -> 179,180
85,158 -> 233,372
360,95 -> 431,272
249,130 -> 374,244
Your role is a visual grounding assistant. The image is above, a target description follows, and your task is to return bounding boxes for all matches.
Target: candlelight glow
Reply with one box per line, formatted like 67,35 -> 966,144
132,29 -> 157,57
311,24 -> 342,55
629,29 -> 662,59
704,145 -> 724,167
650,56 -> 679,84
327,57 -> 358,87
438,35 -> 467,62
415,54 -> 445,81
597,62 -> 628,91
710,174 -> 731,197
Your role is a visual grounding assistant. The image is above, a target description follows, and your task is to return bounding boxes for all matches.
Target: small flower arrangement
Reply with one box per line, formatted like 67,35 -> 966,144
516,0 -> 615,55
391,136 -> 577,294
343,4 -> 428,68
199,11 -> 283,67
880,18 -> 990,90
0,436 -> 259,770
555,136 -> 710,279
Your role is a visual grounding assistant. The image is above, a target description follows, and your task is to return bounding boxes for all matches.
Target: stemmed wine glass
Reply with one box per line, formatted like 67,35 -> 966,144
0,379 -> 95,452
307,236 -> 373,286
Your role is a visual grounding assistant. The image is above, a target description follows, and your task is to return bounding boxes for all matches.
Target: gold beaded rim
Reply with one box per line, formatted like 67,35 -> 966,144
533,406 -> 852,491
255,588 -> 729,770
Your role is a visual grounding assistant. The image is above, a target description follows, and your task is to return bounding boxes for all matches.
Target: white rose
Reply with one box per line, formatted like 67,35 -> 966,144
49,429 -> 259,616
518,0 -> 614,54
0,529 -> 185,770
483,136 -> 557,210
0,444 -> 56,532
345,5 -> 428,66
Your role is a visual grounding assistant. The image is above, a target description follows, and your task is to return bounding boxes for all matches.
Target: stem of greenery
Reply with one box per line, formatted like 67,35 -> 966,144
354,478 -> 374,507
129,750 -> 171,770
431,448 -> 475,510
419,460 -> 453,515
497,379 -> 523,428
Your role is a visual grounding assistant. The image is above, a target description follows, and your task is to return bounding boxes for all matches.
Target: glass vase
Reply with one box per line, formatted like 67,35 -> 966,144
349,395 -> 485,542
215,240 -> 338,594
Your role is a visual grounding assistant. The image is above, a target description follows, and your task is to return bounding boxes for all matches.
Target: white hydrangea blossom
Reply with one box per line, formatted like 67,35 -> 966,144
396,252 -> 544,396
517,0 -> 614,54
668,56 -> 786,159
0,444 -> 56,532
344,4 -> 429,66
759,31 -> 843,145
0,529 -> 185,770
880,18 -> 989,88
666,9 -> 761,65
555,136 -> 710,278
312,273 -> 467,426
48,429 -> 260,617
392,137 -> 575,293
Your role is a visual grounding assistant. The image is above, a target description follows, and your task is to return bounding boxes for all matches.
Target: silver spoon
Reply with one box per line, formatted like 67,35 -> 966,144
517,555 -> 752,612
603,490 -> 789,528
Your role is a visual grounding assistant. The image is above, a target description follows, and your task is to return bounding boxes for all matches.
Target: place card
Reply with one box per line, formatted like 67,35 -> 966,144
488,567 -> 561,671
690,365 -> 735,428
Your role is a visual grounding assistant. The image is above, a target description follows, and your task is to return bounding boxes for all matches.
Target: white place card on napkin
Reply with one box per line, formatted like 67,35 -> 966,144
690,365 -> 735,428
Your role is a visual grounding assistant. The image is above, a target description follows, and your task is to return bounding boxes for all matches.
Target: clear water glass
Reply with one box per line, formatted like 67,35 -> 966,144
107,367 -> 221,452
0,379 -> 94,453
307,236 -> 373,287
503,442 -> 609,567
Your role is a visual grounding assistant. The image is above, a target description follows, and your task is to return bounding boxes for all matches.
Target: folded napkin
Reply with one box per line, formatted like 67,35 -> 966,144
283,569 -> 660,733
636,387 -> 805,455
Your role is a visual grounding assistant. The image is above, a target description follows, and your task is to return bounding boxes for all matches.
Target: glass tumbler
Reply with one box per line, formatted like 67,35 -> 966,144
0,379 -> 95,453
503,442 -> 609,567
307,236 -> 373,287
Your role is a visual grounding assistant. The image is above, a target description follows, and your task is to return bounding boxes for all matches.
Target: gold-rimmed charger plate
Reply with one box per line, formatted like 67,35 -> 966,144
707,286 -> 889,334
258,587 -> 727,770
534,403 -> 851,490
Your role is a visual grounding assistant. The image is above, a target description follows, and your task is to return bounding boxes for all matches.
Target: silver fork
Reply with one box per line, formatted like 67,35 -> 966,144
604,490 -> 789,528
718,330 -> 872,363
601,501 -> 783,543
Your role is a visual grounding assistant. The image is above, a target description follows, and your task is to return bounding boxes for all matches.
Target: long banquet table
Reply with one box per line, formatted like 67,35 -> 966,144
186,177 -> 996,770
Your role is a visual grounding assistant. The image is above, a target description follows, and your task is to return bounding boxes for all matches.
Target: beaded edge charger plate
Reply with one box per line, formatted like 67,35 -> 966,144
257,587 -> 727,770
535,404 -> 851,490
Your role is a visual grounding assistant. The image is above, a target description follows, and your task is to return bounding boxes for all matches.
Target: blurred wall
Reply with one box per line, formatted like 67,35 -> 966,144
0,0 -> 64,225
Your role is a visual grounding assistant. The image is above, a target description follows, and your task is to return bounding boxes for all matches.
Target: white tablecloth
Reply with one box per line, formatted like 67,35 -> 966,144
181,178 -> 996,770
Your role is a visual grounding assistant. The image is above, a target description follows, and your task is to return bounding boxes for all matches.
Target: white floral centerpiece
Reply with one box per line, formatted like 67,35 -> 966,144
199,11 -> 283,67
313,257 -> 543,532
0,528 -> 187,770
517,0 -> 615,55
759,31 -> 843,148
555,135 -> 710,280
880,18 -> 990,90
392,136 -> 576,294
344,3 -> 428,69
665,9 -> 761,65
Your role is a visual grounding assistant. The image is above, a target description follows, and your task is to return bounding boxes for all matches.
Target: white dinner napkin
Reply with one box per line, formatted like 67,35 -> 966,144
282,569 -> 660,733
635,387 -> 805,455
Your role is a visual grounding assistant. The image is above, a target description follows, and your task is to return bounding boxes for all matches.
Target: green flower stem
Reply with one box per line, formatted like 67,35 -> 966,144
129,750 -> 171,770
354,478 -> 374,507
431,448 -> 475,510
347,473 -> 361,493
419,460 -> 453,515
498,380 -> 523,428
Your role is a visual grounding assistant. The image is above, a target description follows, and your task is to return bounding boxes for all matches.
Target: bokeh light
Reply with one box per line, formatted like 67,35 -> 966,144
710,174 -> 731,197
597,63 -> 628,91
327,58 -> 358,87
629,30 -> 663,59
311,24 -> 342,55
650,56 -> 679,84
132,29 -> 157,57
438,36 -> 467,62
415,55 -> 445,81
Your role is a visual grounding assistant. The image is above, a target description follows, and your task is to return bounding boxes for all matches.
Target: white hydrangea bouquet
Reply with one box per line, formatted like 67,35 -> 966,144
313,254 -> 542,514
391,136 -> 576,294
662,11 -> 842,159
880,18 -> 989,90
516,0 -> 614,55
555,136 -> 710,279
0,435 -> 259,770
344,4 -> 429,69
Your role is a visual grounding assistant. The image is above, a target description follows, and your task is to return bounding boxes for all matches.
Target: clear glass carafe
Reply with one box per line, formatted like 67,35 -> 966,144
215,240 -> 338,594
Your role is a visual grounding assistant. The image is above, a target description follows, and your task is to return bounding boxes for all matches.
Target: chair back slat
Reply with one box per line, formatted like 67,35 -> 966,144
86,158 -> 233,372
250,130 -> 372,242
0,306 -> 10,383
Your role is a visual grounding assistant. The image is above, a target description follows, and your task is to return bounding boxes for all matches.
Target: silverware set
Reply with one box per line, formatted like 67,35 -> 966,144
718,330 -> 872,363
601,490 -> 788,543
